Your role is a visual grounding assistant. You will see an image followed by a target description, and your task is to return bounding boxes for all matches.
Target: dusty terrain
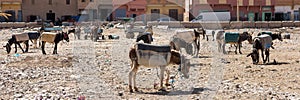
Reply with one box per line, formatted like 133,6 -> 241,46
0,26 -> 300,99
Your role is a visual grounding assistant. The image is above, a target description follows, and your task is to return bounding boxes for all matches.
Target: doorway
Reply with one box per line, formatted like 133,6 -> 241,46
255,13 -> 259,21
46,10 -> 55,22
169,9 -> 178,21
248,12 -> 254,21
275,13 -> 284,21
262,12 -> 272,21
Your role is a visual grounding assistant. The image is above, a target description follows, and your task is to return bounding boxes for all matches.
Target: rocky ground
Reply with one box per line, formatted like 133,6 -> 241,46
0,26 -> 300,99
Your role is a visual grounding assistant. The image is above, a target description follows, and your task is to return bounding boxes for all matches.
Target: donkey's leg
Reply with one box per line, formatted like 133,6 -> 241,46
265,49 -> 270,63
222,42 -> 227,54
24,40 -> 29,52
217,42 -> 221,52
235,43 -> 238,54
261,49 -> 265,64
129,61 -> 138,93
53,43 -> 58,54
239,43 -> 243,54
33,39 -> 37,48
14,43 -> 18,53
41,42 -> 46,55
159,66 -> 166,91
17,43 -> 25,53
165,69 -> 171,86
212,33 -> 215,41
206,35 -> 209,41
132,64 -> 139,92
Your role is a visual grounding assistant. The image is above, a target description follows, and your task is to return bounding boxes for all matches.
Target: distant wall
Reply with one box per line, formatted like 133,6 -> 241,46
148,21 -> 300,29
0,22 -> 39,29
1,21 -> 300,29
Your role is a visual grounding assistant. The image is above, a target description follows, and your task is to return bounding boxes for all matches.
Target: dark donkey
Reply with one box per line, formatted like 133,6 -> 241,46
5,31 -> 41,54
234,31 -> 253,54
41,32 -> 69,54
136,32 -> 153,44
195,28 -> 216,41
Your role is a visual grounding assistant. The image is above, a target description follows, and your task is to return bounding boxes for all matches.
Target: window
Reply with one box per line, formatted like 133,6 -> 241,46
199,0 -> 207,4
31,0 -> 35,5
82,0 -> 85,2
219,0 -> 226,4
49,0 -> 52,5
66,0 -> 70,5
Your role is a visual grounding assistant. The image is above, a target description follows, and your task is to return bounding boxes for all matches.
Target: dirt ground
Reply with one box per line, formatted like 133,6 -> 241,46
0,26 -> 299,99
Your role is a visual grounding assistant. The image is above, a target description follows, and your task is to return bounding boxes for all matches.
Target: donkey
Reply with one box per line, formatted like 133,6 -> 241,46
129,43 -> 191,92
170,30 -> 201,57
216,31 -> 253,54
258,31 -> 283,41
247,34 -> 273,64
5,31 -> 41,54
195,28 -> 216,41
41,32 -> 69,55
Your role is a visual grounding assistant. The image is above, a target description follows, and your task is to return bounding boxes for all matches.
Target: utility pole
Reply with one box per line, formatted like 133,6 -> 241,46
184,0 -> 190,22
237,0 -> 240,21
291,0 -> 295,21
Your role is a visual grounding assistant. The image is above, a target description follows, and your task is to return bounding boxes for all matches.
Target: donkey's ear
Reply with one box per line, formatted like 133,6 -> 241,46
246,53 -> 253,57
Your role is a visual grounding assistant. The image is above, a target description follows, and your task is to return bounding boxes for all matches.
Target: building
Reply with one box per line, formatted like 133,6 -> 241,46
275,0 -> 300,21
78,0 -> 113,21
0,0 -> 22,22
22,0 -> 78,22
112,0 -> 147,21
146,0 -> 185,21
192,0 -> 275,21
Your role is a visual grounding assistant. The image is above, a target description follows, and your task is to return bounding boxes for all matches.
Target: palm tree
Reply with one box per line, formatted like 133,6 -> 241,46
0,12 -> 12,19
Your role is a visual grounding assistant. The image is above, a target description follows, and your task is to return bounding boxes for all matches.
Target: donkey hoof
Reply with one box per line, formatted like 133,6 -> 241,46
134,87 -> 139,92
165,83 -> 171,86
129,89 -> 134,93
159,88 -> 167,92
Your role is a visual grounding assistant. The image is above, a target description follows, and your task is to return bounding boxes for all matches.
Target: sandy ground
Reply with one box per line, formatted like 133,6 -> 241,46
0,26 -> 300,99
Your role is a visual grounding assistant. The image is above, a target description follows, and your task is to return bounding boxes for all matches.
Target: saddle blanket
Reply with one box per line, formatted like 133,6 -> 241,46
136,43 -> 171,67
225,32 -> 239,43
256,34 -> 272,49
41,32 -> 57,43
13,33 -> 29,42
24,30 -> 40,39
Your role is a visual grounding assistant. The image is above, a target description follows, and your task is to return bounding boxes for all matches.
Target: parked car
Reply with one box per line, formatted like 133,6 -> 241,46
191,11 -> 231,22
157,17 -> 171,22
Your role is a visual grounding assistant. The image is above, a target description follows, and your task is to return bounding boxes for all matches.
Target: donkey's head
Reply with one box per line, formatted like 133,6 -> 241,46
4,43 -> 11,54
5,38 -> 15,54
62,32 -> 70,42
243,31 -> 253,44
247,49 -> 259,64
274,33 -> 283,41
136,33 -> 152,44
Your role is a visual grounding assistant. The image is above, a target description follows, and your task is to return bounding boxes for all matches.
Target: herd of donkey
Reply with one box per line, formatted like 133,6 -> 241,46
2,22 -> 290,92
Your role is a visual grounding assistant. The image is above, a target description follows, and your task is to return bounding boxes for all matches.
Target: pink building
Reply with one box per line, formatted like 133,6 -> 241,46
192,0 -> 275,21
112,0 -> 147,21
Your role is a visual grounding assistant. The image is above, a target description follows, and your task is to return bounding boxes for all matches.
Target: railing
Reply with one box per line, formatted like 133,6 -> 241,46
1,21 -> 300,29
0,22 -> 39,29
147,21 -> 300,29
